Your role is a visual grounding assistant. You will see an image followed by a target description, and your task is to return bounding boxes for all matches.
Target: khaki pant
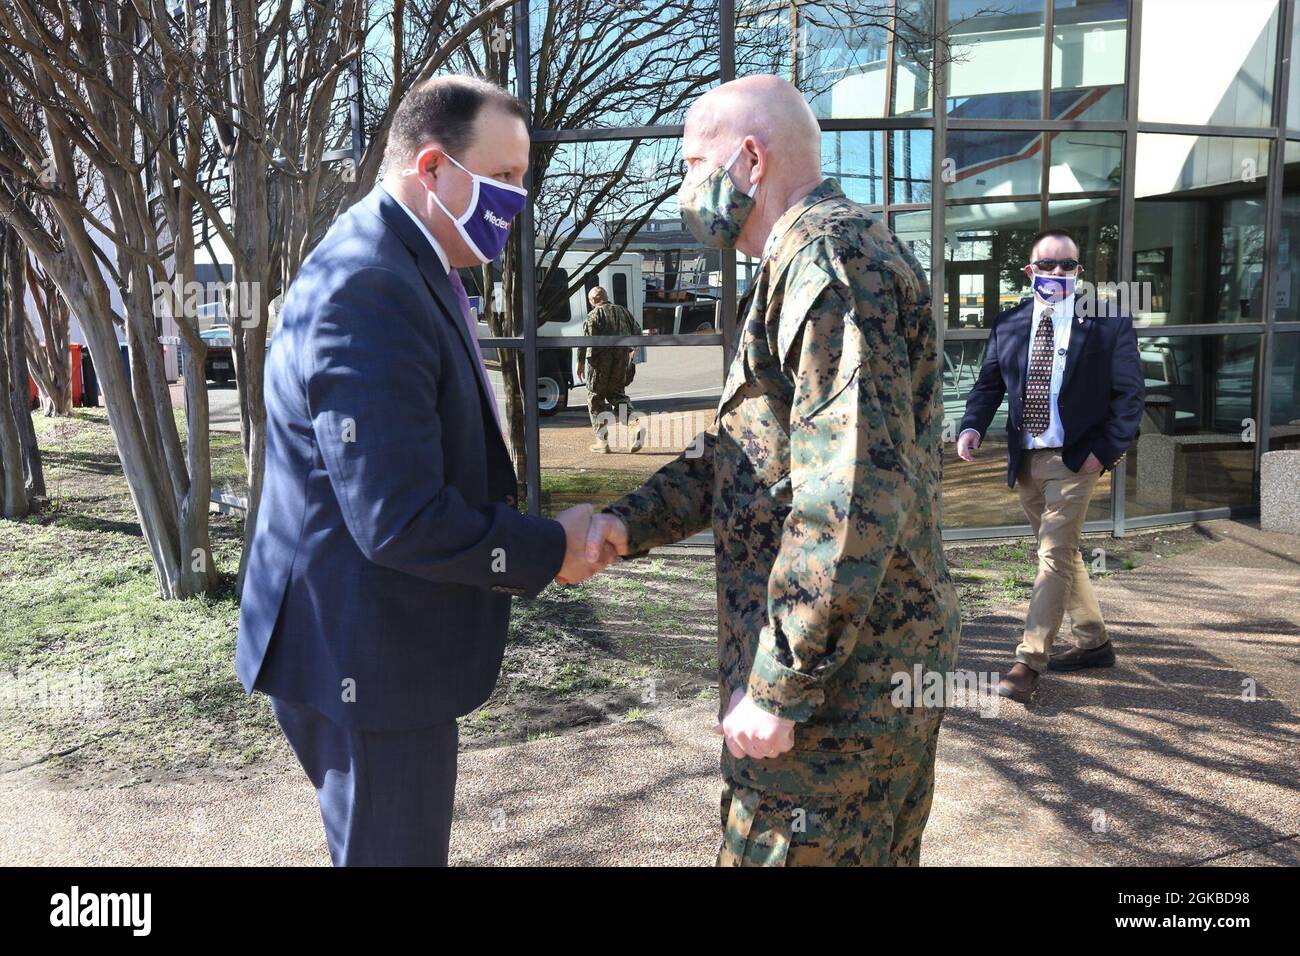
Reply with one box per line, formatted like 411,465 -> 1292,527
1015,449 -> 1108,673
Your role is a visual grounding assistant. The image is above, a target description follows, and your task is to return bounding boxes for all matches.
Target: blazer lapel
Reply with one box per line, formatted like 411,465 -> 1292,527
999,301 -> 1033,402
1060,298 -> 1094,391
366,186 -> 505,444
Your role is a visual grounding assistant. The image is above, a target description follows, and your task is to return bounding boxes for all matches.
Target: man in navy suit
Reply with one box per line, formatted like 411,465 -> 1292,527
236,76 -> 604,865
956,229 -> 1143,703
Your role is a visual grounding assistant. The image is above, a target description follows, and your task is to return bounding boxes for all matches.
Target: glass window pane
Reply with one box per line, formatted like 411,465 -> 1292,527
946,130 -> 1044,201
1275,141 -> 1300,321
1289,10 -> 1300,130
1270,333 -> 1300,449
1048,130 -> 1122,194
530,2 -> 719,130
534,138 -> 722,338
735,1 -> 893,119
944,200 -> 1041,329
536,345 -> 724,513
1125,333 -> 1260,516
891,209 -> 934,279
947,0 -> 1046,119
893,0 -> 936,116
892,129 -> 934,204
822,130 -> 885,205
1049,0 -> 1127,121
1133,134 -> 1270,326
941,339 -> 1113,528
1138,0 -> 1278,128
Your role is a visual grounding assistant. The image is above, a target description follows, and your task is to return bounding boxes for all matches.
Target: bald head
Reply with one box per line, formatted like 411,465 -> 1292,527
681,76 -> 824,257
685,76 -> 821,174
588,286 -> 609,306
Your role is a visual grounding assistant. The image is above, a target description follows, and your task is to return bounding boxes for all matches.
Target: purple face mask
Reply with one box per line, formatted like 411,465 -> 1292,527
405,150 -> 527,263
1031,272 -> 1076,302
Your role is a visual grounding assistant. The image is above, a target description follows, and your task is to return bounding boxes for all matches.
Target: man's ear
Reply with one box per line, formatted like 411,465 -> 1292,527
744,135 -> 764,189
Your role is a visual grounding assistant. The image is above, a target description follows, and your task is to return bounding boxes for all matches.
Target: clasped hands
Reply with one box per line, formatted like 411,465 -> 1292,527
552,506 -> 794,761
553,504 -> 630,585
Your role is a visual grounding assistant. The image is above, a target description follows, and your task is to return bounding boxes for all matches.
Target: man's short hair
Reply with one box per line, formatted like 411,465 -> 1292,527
588,286 -> 609,303
1029,228 -> 1080,259
386,75 -> 528,169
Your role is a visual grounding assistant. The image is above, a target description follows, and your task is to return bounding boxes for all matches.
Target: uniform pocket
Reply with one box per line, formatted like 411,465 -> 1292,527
718,783 -> 793,867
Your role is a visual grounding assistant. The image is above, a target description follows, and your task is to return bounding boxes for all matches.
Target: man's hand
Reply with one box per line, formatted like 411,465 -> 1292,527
712,688 -> 795,760
585,512 -> 629,567
554,504 -> 601,584
956,429 -> 981,462
576,361 -> 586,383
1080,452 -> 1103,474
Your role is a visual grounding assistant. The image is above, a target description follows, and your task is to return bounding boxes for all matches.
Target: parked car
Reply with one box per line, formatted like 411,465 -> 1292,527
201,327 -> 234,384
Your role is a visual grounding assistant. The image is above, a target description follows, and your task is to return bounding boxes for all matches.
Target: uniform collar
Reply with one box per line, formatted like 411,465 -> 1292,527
761,177 -> 845,262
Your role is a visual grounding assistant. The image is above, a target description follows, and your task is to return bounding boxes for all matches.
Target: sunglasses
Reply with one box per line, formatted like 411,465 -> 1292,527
1030,258 -> 1080,271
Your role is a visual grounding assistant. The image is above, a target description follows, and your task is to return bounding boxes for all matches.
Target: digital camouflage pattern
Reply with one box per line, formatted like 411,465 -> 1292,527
677,148 -> 757,250
602,178 -> 961,865
578,302 -> 640,436
718,711 -> 942,866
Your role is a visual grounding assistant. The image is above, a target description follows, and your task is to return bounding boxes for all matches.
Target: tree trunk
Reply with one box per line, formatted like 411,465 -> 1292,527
0,226 -> 29,517
5,230 -> 42,497
24,258 -> 73,417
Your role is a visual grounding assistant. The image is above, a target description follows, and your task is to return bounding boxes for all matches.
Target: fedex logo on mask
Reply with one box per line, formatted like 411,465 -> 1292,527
483,209 -> 510,230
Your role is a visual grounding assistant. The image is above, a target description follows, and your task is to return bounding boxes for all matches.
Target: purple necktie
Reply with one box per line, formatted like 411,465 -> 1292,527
446,268 -> 503,433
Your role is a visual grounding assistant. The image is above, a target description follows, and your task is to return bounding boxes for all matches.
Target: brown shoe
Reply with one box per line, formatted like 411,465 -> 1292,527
997,662 -> 1040,704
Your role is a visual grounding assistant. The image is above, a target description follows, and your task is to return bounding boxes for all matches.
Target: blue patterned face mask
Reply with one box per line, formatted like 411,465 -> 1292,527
404,150 -> 527,263
677,143 -> 759,249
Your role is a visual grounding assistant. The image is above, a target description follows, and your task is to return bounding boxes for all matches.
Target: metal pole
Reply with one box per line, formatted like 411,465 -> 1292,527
514,0 -> 543,515
721,0 -> 739,371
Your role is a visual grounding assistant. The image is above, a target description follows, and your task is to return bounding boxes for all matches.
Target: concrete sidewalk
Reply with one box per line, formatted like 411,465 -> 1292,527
2,520 -> 1296,866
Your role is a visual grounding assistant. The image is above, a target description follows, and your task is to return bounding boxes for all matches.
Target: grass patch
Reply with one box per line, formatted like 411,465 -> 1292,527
2,404 -> 1220,784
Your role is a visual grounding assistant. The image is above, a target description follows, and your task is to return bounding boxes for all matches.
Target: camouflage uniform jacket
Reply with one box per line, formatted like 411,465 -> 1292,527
604,178 -> 960,743
577,302 -> 640,389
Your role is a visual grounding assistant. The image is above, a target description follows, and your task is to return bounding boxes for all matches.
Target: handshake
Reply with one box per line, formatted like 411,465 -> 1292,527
552,504 -> 630,585
547,504 -> 796,761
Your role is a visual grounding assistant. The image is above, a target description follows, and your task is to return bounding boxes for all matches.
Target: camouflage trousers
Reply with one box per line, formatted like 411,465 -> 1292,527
588,367 -> 636,441
717,713 -> 944,866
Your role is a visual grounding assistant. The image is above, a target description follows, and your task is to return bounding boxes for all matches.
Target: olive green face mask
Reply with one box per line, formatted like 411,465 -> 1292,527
677,144 -> 759,249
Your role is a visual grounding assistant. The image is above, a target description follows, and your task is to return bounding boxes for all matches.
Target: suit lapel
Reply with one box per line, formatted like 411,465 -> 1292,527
999,301 -> 1033,402
366,186 -> 506,446
1060,298 -> 1094,391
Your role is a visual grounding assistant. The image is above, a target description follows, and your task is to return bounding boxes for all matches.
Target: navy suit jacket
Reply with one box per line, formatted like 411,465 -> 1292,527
959,298 -> 1145,488
236,185 -> 566,731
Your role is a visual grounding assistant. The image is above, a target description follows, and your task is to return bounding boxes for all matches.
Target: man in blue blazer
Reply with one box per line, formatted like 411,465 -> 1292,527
956,229 -> 1144,703
236,76 -> 602,865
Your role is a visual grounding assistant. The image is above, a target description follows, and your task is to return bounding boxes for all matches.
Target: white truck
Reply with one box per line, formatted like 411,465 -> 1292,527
474,250 -> 646,416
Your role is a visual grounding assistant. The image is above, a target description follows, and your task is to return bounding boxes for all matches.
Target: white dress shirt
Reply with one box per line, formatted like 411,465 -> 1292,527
381,184 -> 451,273
1021,294 -> 1073,450
958,293 -> 1073,449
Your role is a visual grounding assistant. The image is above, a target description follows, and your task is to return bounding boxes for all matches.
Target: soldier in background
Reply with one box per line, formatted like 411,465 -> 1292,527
577,286 -> 643,454
581,75 -> 961,866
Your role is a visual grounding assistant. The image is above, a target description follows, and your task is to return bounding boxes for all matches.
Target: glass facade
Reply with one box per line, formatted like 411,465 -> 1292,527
479,0 -> 1300,537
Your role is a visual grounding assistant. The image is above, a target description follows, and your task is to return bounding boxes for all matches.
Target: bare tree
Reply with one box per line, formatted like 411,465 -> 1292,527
0,1 -> 217,596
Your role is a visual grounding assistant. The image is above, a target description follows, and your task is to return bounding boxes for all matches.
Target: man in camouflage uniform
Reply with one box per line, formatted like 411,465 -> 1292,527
582,76 -> 961,866
577,286 -> 643,453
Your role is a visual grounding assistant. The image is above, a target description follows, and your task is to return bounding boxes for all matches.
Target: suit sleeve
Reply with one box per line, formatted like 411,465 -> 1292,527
1088,314 -> 1145,469
306,266 -> 565,595
600,429 -> 716,556
746,282 -> 917,722
958,318 -> 1006,439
